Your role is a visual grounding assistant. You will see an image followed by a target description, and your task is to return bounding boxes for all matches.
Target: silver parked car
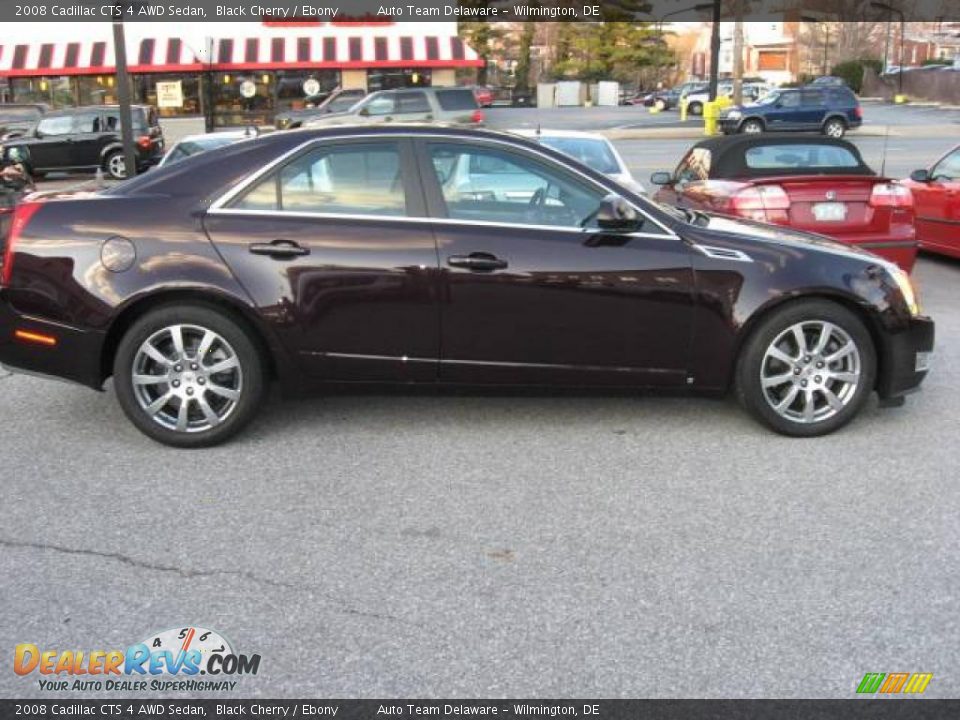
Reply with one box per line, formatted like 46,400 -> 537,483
303,87 -> 484,129
510,129 -> 645,195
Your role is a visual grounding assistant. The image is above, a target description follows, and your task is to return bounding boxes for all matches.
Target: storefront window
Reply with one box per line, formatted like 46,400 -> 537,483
275,70 -> 340,112
367,69 -> 432,92
131,74 -> 201,116
11,76 -> 76,108
77,75 -> 120,105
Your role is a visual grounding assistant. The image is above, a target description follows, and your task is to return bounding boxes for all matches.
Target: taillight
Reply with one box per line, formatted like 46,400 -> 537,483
1,201 -> 43,287
471,109 -> 484,124
854,105 -> 863,119
870,183 -> 913,208
136,135 -> 152,150
729,185 -> 790,223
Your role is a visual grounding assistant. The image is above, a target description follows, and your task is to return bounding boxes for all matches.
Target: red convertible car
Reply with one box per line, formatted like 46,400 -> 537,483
652,135 -> 917,272
903,144 -> 960,259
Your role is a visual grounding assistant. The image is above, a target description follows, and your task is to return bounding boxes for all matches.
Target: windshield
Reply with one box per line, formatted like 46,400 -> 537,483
538,137 -> 621,175
754,91 -> 780,105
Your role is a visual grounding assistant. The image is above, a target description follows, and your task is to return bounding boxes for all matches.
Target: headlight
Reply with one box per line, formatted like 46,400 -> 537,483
887,264 -> 921,316
725,110 -> 742,119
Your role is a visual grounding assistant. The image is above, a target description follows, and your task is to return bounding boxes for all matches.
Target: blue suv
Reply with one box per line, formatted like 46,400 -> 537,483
719,86 -> 862,138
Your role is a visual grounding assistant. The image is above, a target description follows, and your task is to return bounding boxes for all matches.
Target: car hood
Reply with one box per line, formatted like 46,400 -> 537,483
691,212 -> 882,264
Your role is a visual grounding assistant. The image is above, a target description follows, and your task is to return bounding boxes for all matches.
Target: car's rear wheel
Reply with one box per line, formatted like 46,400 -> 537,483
736,300 -> 876,437
823,117 -> 846,138
688,101 -> 703,116
104,150 -> 127,180
654,98 -> 667,111
740,119 -> 764,134
113,304 -> 265,447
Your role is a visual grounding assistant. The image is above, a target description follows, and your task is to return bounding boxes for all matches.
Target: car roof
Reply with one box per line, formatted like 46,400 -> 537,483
175,131 -> 252,143
689,133 -> 874,179
508,128 -> 610,141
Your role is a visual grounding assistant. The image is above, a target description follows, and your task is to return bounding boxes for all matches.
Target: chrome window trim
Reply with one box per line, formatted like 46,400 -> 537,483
206,131 -> 679,240
206,207 -> 677,240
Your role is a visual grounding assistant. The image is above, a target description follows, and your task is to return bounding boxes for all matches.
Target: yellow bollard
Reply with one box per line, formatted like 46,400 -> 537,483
649,103 -> 660,114
703,100 -> 718,136
894,94 -> 908,104
680,98 -> 688,122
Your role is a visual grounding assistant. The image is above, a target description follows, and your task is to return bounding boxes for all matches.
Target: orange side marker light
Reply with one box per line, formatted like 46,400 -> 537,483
14,329 -> 57,347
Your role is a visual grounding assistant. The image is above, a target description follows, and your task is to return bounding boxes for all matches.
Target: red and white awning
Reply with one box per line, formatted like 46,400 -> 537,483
0,33 -> 482,77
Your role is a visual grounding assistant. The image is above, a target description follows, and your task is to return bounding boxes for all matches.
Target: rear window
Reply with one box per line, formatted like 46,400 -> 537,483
827,88 -> 856,104
435,89 -> 478,111
744,144 -> 863,170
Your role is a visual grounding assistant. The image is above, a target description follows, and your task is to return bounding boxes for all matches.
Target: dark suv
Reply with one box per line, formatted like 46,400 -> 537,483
719,86 -> 862,138
4,105 -> 163,179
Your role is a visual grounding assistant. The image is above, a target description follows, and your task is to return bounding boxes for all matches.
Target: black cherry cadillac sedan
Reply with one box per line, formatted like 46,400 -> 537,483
0,127 -> 934,447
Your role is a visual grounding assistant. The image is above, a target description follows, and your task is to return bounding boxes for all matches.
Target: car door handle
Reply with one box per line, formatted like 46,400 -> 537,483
249,240 -> 310,258
447,253 -> 508,271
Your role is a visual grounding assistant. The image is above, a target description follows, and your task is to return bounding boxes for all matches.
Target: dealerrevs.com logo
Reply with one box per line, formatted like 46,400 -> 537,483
14,627 -> 260,692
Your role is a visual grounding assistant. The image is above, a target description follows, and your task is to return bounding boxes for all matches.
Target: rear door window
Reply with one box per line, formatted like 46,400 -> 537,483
435,89 -> 478,111
397,91 -> 431,113
801,90 -> 825,106
233,141 -> 409,217
72,113 -> 101,133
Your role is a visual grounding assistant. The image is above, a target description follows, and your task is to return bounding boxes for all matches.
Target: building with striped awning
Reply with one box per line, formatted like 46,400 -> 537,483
0,22 -> 483,128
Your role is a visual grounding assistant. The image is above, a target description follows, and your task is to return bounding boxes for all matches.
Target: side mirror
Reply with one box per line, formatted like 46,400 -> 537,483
596,194 -> 639,231
358,107 -> 370,117
910,168 -> 931,183
650,171 -> 672,186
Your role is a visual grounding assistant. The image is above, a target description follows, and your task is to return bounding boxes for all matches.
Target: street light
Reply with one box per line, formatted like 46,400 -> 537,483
871,1 -> 905,96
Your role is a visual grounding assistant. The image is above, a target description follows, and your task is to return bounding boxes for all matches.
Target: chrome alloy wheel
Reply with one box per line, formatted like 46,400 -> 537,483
760,321 -> 862,424
131,324 -> 243,433
107,154 -> 127,179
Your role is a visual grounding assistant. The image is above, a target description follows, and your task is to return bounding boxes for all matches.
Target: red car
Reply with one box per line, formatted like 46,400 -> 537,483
651,135 -> 917,272
902,144 -> 960,259
471,85 -> 494,108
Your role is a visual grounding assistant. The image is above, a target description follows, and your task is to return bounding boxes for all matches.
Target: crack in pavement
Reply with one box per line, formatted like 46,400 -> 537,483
0,537 -> 415,626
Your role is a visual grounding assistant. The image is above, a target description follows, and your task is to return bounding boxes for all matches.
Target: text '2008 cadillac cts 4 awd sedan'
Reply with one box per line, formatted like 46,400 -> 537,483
0,127 -> 934,447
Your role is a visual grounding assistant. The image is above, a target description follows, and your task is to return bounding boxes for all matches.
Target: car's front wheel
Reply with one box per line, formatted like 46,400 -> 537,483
740,119 -> 764,134
104,150 -> 127,180
688,101 -> 703,116
823,117 -> 846,138
113,304 -> 265,447
736,300 -> 876,437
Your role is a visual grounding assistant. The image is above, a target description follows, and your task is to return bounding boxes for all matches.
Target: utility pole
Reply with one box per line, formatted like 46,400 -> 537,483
111,20 -> 137,179
732,7 -> 744,105
708,0 -> 721,101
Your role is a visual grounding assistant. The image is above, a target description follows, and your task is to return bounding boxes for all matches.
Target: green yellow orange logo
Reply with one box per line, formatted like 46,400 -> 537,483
857,673 -> 932,694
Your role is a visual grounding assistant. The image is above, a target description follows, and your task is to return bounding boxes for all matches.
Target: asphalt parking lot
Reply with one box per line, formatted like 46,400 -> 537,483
3,103 -> 960,699
2,256 -> 959,699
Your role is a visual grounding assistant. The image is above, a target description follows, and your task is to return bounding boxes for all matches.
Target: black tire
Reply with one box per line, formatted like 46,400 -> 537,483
823,117 -> 846,138
688,101 -> 703,116
104,150 -> 127,180
735,299 -> 876,437
654,98 -> 667,111
113,304 -> 265,448
740,119 -> 764,134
